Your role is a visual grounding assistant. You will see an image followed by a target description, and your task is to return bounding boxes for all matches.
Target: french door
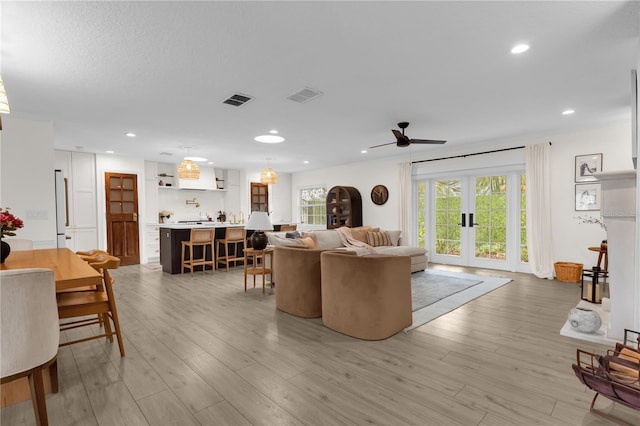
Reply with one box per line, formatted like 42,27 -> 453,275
421,171 -> 528,272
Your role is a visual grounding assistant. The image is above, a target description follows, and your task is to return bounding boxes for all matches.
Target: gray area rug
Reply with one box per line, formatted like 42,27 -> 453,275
411,270 -> 481,311
406,269 -> 512,332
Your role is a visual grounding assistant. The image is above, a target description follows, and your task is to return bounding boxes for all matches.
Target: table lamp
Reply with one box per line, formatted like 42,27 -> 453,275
245,211 -> 273,250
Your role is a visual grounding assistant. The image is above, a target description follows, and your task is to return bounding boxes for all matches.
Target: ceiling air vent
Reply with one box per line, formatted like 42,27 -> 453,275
159,152 -> 173,156
222,93 -> 253,107
287,87 -> 323,103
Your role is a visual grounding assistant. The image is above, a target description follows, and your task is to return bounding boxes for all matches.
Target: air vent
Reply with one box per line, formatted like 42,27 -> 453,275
222,93 -> 253,107
160,152 -> 173,156
287,87 -> 323,103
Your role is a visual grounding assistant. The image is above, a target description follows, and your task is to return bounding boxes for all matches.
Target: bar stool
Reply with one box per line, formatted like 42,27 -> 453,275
216,227 -> 246,271
181,228 -> 215,276
279,224 -> 297,232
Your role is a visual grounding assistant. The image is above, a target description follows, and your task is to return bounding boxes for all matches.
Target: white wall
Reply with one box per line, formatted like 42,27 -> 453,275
241,169 -> 292,224
0,116 -> 57,247
292,120 -> 632,269
291,158 -> 402,230
157,188 -> 226,222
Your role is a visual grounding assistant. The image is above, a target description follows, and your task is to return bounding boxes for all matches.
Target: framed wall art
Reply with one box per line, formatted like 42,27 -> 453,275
575,153 -> 602,182
575,183 -> 601,211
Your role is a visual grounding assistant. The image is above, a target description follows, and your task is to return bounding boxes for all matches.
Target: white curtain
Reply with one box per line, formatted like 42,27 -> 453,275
525,143 -> 555,279
399,162 -> 413,246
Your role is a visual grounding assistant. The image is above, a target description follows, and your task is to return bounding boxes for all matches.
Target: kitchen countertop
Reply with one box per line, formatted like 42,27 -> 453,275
158,222 -> 246,229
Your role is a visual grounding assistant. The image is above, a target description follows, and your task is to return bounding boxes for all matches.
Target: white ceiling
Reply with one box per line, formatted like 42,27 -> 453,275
2,1 -> 638,173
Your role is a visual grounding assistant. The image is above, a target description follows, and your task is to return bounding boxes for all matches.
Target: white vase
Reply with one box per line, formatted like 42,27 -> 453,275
568,307 -> 602,333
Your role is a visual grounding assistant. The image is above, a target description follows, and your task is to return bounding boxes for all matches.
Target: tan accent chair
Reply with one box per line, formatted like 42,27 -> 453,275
321,251 -> 412,340
274,246 -> 328,318
1,268 -> 60,426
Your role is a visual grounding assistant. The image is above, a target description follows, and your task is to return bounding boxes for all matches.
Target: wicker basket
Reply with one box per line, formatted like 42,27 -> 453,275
554,262 -> 583,283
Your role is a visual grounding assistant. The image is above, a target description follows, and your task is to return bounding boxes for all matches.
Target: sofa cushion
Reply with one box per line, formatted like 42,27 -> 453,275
367,231 -> 392,247
269,234 -> 305,248
373,246 -> 426,257
303,230 -> 343,250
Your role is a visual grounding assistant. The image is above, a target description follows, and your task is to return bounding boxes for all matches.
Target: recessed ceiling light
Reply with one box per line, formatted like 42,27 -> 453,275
208,161 -> 214,165
511,44 -> 530,54
361,150 -> 367,154
303,160 -> 309,164
105,150 -> 114,154
125,132 -> 136,137
562,109 -> 575,115
255,135 -> 285,143
269,129 -> 279,134
184,156 -> 208,162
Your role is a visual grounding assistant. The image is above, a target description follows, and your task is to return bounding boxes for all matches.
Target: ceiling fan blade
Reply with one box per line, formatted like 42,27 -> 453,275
391,129 -> 405,140
409,139 -> 447,144
369,141 -> 397,149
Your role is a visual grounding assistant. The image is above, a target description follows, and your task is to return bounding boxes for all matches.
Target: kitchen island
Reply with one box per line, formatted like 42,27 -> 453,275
159,222 -> 294,274
159,223 -> 243,274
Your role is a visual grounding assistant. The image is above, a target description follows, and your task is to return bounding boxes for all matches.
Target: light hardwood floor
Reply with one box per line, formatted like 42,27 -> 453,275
2,263 -> 639,425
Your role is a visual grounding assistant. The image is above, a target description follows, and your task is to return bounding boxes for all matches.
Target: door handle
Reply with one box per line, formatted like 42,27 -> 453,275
469,213 -> 479,227
458,213 -> 466,227
133,212 -> 137,222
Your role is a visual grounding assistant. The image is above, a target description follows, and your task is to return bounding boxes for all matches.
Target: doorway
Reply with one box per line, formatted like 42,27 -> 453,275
419,171 -> 528,272
105,172 -> 140,265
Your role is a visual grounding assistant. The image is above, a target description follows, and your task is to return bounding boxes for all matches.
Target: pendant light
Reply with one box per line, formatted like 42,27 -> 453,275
260,158 -> 278,184
178,146 -> 200,180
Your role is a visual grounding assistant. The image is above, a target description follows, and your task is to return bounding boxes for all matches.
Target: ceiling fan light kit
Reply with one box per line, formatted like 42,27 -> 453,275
370,121 -> 447,149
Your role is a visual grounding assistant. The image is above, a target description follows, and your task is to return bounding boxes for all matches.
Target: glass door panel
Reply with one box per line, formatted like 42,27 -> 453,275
423,172 -> 526,271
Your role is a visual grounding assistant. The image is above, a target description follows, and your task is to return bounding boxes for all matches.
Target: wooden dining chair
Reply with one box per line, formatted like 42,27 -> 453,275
57,254 -> 125,357
216,227 -> 246,271
181,228 -> 215,275
1,268 -> 60,426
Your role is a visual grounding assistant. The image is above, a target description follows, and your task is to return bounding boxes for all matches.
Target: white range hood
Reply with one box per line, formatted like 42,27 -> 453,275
176,165 -> 218,190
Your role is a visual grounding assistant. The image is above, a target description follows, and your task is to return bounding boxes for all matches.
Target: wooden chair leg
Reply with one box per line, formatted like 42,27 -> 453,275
109,308 -> 126,357
49,358 -> 58,394
103,312 -> 114,342
29,366 -> 49,426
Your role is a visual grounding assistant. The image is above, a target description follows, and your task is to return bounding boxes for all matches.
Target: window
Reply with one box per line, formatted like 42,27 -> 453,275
299,186 -> 327,225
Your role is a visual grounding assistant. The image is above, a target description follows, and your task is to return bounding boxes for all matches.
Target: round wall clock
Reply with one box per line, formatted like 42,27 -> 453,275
371,185 -> 389,205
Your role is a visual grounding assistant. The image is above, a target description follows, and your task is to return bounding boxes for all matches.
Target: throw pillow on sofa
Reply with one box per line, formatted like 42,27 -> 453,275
367,231 -> 392,247
298,236 -> 317,249
285,231 -> 300,239
351,226 -> 379,243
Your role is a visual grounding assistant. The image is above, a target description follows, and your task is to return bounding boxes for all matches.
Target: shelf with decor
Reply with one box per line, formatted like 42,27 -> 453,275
326,186 -> 362,229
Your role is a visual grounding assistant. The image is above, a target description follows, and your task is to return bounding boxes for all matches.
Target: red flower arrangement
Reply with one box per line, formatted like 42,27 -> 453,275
0,208 -> 24,238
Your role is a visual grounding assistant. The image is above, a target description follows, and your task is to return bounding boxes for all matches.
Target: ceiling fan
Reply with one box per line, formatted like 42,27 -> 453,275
370,122 -> 446,149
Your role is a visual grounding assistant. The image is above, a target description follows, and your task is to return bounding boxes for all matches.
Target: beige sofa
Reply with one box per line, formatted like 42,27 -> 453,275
267,228 -> 427,273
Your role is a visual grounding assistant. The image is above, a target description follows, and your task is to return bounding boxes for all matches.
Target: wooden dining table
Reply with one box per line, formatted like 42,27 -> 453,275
0,247 -> 102,291
0,247 -> 103,407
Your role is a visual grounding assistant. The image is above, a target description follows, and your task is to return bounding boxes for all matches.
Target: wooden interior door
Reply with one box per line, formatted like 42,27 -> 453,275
250,182 -> 269,212
106,172 -> 140,265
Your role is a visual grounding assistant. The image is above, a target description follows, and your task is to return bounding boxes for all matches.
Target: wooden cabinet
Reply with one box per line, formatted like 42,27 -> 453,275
326,186 -> 362,229
250,182 -> 269,212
